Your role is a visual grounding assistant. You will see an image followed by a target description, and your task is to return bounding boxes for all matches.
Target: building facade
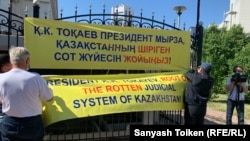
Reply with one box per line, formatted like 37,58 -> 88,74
111,4 -> 134,26
0,0 -> 58,50
0,0 -> 58,19
220,0 -> 250,33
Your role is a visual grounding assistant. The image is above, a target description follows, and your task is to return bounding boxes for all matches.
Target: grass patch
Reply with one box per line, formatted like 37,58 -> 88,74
207,94 -> 250,120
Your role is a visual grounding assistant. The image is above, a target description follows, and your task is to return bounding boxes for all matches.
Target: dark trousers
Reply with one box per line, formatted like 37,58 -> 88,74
0,115 -> 44,141
184,103 -> 207,125
0,113 -> 4,141
226,99 -> 244,125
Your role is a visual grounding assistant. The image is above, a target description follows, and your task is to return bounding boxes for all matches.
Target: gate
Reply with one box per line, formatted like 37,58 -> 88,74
0,9 -> 24,53
0,4 -> 203,140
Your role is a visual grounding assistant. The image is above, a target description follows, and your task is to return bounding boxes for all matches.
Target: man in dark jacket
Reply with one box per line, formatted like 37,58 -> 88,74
184,62 -> 214,125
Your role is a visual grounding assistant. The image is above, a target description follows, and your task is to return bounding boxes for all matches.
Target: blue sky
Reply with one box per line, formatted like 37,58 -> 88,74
58,0 -> 230,29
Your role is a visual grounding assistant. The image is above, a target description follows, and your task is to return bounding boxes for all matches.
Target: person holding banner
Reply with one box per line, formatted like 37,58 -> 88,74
184,62 -> 214,125
0,47 -> 54,141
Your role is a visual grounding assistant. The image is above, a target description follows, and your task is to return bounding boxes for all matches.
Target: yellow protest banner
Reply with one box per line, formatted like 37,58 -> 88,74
42,71 -> 187,126
24,18 -> 190,71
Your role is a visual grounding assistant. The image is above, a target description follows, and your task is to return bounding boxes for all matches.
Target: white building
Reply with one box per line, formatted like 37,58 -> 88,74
0,0 -> 58,33
0,0 -> 58,50
0,0 -> 58,19
220,0 -> 250,33
111,4 -> 134,26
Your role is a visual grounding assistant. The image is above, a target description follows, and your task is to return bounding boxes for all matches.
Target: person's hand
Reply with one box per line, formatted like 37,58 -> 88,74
188,69 -> 195,73
237,82 -> 245,87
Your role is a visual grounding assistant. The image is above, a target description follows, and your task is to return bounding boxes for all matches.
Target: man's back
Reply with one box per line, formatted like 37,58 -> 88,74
0,47 -> 53,141
0,68 -> 53,117
185,71 -> 214,104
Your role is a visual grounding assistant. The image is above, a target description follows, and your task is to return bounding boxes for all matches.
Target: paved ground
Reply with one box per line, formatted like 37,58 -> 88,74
204,107 -> 250,125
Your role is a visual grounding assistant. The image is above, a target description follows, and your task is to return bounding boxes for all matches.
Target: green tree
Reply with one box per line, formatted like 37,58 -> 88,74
202,24 -> 250,98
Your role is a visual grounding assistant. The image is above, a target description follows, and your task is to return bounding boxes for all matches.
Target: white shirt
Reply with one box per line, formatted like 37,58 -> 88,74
0,68 -> 53,117
226,77 -> 248,101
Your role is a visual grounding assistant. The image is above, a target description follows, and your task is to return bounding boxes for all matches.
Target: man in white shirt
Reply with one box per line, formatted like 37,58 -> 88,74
0,47 -> 54,141
0,53 -> 12,141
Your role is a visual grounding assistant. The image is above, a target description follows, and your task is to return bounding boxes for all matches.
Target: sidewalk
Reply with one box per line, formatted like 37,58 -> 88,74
205,107 -> 250,125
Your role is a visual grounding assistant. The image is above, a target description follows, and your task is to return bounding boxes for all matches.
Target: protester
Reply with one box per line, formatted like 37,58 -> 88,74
226,65 -> 248,125
0,53 -> 11,141
0,53 -> 11,73
184,62 -> 214,125
0,47 -> 54,141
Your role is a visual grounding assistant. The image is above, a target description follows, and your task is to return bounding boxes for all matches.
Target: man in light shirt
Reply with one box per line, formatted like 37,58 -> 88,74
0,47 -> 54,141
226,65 -> 248,125
0,53 -> 12,141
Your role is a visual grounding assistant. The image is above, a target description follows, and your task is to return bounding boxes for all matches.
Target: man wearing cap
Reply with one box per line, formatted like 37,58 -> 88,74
184,62 -> 214,125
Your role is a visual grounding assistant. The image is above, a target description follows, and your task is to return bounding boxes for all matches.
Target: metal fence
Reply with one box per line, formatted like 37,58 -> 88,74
43,110 -> 183,141
0,8 -> 24,53
0,6 -> 203,140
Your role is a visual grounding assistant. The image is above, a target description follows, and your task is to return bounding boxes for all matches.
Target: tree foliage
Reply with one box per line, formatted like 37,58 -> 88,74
202,24 -> 250,99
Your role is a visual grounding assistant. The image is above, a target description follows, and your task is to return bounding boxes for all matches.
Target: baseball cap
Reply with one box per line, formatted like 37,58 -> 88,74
200,62 -> 212,73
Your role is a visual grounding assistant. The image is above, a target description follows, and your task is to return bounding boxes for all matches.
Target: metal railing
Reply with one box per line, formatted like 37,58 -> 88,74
0,9 -> 24,52
0,6 -> 198,140
43,110 -> 183,141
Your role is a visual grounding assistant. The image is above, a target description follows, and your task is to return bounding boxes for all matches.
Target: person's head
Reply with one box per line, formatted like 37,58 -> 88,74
0,53 -> 12,73
233,65 -> 243,74
9,47 -> 30,70
197,62 -> 212,74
